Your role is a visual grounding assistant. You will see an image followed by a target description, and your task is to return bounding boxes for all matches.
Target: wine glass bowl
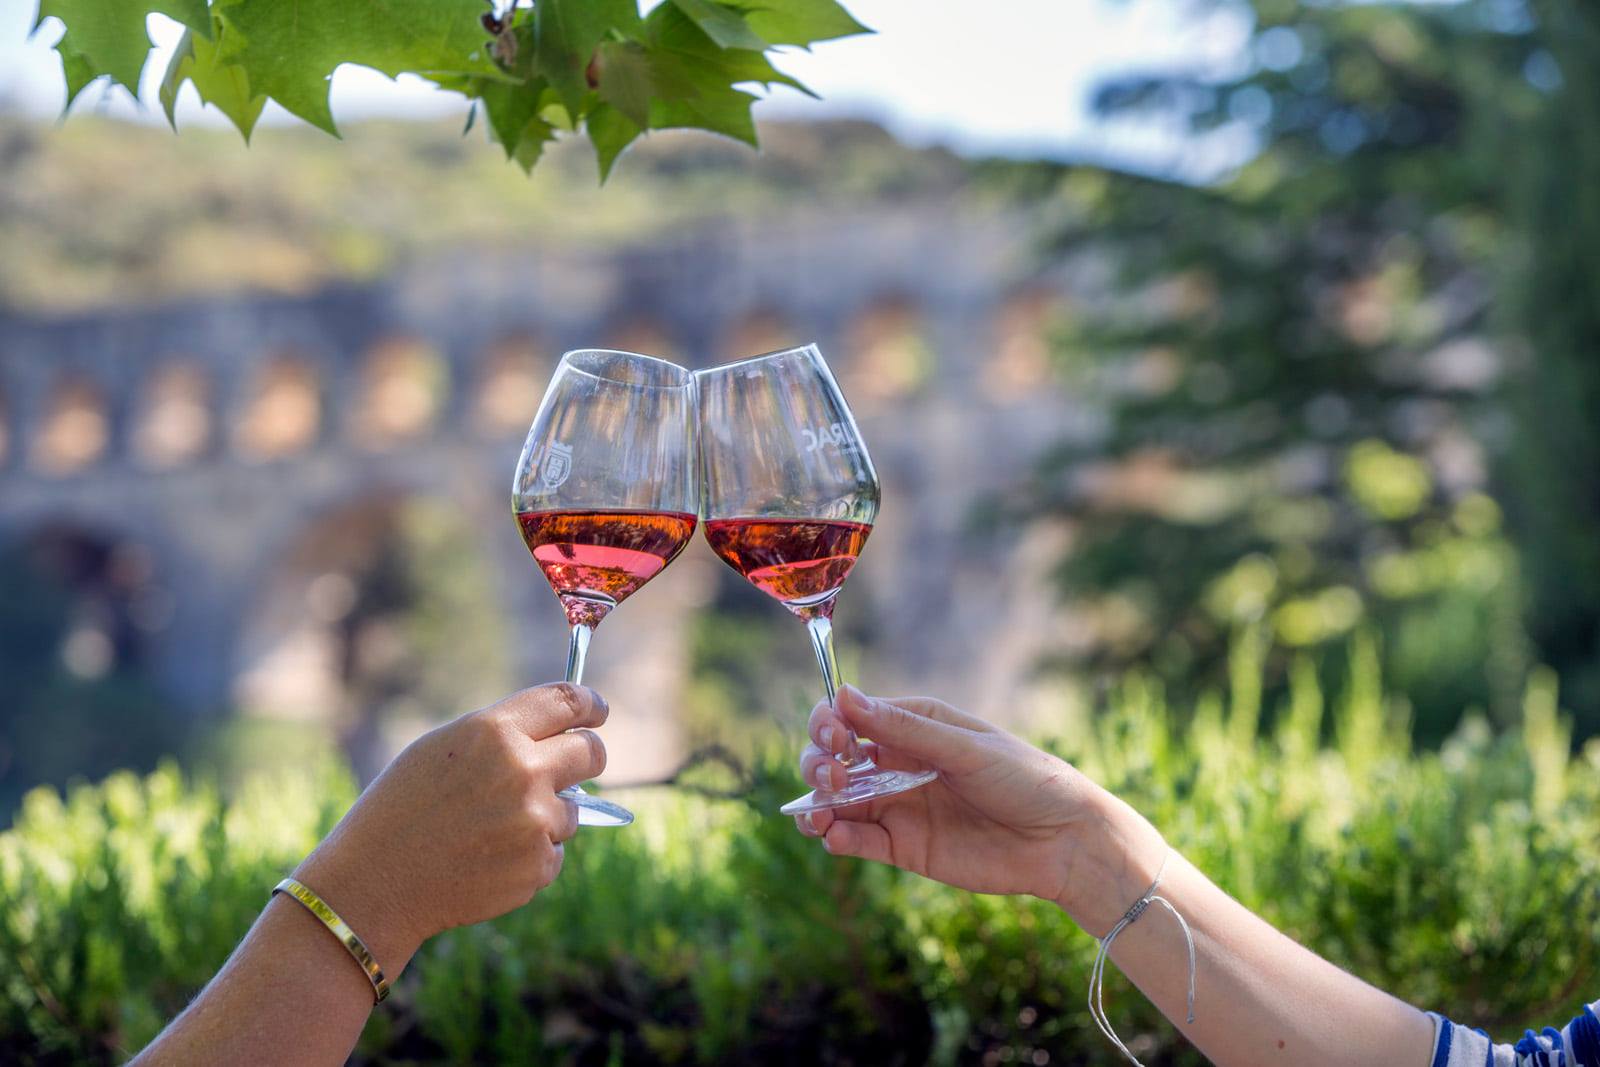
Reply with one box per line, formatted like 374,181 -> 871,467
695,343 -> 937,815
513,349 -> 698,827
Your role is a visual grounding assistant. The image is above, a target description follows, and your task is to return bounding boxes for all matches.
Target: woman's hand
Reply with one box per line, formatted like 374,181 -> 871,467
129,683 -> 610,1067
796,685 -> 1165,934
291,682 -> 608,972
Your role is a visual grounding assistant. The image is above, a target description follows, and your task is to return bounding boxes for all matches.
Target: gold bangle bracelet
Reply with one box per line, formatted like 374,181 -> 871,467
272,877 -> 391,1004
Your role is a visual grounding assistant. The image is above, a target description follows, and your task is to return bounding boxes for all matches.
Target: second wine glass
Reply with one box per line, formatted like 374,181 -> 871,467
696,343 -> 937,815
513,348 -> 698,827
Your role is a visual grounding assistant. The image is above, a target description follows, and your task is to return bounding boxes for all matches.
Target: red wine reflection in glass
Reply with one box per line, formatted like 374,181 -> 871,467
519,509 -> 698,627
703,518 -> 870,619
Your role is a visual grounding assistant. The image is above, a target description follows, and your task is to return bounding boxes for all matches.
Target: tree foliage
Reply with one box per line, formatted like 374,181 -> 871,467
1027,0 -> 1562,738
34,0 -> 869,178
1498,0 -> 1600,728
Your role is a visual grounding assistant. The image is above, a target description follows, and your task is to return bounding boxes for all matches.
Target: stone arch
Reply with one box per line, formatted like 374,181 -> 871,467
234,352 -> 322,461
0,519 -> 170,682
0,516 -> 186,804
842,295 -> 935,408
721,309 -> 799,363
233,490 -> 513,782
134,362 -> 212,468
351,336 -> 450,448
475,334 -> 548,435
987,288 -> 1064,402
33,376 -> 110,475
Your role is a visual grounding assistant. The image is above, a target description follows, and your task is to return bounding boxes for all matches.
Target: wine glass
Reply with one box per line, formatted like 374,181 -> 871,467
695,343 -> 937,815
512,349 -> 698,827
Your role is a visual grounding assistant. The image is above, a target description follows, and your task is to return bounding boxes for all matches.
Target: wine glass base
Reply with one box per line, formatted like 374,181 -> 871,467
779,767 -> 937,816
560,785 -> 635,827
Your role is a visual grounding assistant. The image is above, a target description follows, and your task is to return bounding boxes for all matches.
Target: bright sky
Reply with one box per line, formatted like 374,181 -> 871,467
0,1 -> 1248,172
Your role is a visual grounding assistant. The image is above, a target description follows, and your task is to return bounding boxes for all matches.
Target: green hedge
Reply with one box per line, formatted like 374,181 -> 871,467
5,641 -> 1599,1065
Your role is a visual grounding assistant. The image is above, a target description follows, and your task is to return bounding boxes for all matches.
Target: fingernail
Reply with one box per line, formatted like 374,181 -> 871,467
819,725 -> 836,752
839,683 -> 864,706
800,812 -> 817,835
820,832 -> 835,854
814,761 -> 834,790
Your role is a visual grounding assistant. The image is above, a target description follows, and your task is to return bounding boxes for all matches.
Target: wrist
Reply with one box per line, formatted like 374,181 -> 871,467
292,841 -> 426,978
1048,785 -> 1168,937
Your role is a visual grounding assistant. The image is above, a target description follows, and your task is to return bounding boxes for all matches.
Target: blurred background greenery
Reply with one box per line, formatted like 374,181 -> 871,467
5,0 -> 1600,1062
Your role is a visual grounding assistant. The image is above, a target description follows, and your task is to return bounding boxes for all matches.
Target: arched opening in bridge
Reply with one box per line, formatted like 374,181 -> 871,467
722,310 -> 797,362
235,354 -> 322,461
605,318 -> 680,364
476,334 -> 547,435
33,377 -> 109,475
233,495 -> 512,783
987,289 -> 1066,402
843,297 -> 935,407
135,363 -> 212,467
353,337 -> 449,447
0,525 -> 179,814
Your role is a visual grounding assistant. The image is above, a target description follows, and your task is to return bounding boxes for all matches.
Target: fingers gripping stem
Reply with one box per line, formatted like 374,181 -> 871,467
806,614 -> 874,773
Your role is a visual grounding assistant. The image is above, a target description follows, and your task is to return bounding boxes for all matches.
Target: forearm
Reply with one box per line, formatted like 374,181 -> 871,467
130,856 -> 420,1066
1058,792 -> 1436,1067
129,685 -> 600,1064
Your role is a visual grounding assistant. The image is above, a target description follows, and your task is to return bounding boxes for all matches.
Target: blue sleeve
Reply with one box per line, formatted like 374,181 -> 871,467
1430,1002 -> 1600,1066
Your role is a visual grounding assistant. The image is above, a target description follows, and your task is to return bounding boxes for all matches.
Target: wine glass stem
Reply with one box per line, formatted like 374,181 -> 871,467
565,622 -> 594,685
805,614 -> 873,773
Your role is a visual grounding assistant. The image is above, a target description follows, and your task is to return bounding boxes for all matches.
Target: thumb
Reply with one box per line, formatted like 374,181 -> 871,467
835,685 -> 980,770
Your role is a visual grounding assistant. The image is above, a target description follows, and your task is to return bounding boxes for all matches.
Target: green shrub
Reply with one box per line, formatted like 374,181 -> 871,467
4,646 -> 1599,1065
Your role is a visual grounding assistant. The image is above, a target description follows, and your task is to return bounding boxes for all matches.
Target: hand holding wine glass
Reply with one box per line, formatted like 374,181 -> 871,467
513,349 -> 698,827
793,685 -> 1168,934
696,343 -> 936,814
129,683 -> 608,1066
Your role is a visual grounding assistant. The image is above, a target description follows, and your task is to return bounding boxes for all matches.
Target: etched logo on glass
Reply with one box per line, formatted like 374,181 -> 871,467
801,423 -> 857,454
540,441 -> 574,490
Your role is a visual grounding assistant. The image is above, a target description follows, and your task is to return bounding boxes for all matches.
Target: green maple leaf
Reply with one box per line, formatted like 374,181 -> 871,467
594,40 -> 653,128
651,85 -> 757,145
441,20 -> 561,169
37,0 -> 211,96
219,0 -> 501,135
511,117 -> 557,173
534,0 -> 641,115
586,103 -> 641,181
58,47 -> 99,106
737,0 -> 870,47
669,0 -> 765,50
585,80 -> 756,181
40,0 -> 867,180
160,23 -> 267,140
644,4 -> 812,97
578,2 -> 815,180
481,76 -> 559,168
480,75 -> 537,155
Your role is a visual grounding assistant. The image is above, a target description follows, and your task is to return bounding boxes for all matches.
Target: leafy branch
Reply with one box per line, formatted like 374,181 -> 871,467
33,0 -> 869,178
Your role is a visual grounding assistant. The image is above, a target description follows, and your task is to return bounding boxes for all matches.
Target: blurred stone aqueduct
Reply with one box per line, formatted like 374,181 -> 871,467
0,211 -> 1099,780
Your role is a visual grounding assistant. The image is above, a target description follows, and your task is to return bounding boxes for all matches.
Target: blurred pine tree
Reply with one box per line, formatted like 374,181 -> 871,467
1500,0 -> 1600,736
1023,0 -> 1558,740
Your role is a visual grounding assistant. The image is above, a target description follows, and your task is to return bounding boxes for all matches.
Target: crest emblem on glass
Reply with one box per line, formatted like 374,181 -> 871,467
539,442 -> 574,490
696,343 -> 938,814
513,349 -> 698,827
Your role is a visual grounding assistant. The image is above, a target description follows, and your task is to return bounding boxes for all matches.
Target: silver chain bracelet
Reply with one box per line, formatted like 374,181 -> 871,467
1087,850 -> 1198,1065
